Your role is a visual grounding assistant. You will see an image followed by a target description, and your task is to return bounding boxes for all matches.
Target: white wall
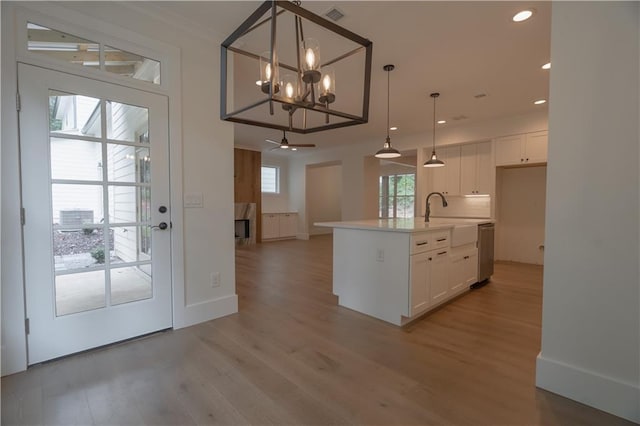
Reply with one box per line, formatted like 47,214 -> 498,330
261,153 -> 292,213
306,163 -> 342,235
536,2 -> 639,423
495,166 -> 546,265
1,2 -> 237,375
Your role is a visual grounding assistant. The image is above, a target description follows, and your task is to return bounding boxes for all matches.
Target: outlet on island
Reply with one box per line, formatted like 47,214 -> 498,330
376,248 -> 384,262
210,272 -> 221,288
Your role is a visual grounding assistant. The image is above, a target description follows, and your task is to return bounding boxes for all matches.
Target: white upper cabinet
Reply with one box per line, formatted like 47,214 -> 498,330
430,146 -> 461,196
460,141 -> 492,195
523,131 -> 548,164
495,131 -> 548,166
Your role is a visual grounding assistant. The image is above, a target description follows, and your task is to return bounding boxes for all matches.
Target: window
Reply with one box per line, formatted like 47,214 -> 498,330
379,173 -> 415,218
261,166 -> 279,193
27,22 -> 161,85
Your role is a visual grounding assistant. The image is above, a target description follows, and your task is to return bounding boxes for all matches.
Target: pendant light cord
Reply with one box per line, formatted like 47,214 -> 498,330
386,68 -> 390,139
431,93 -> 438,151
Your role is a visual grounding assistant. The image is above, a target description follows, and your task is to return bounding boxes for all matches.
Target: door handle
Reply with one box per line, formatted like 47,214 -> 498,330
152,222 -> 168,230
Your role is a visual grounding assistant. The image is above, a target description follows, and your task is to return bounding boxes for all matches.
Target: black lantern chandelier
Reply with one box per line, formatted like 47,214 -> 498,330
220,1 -> 373,134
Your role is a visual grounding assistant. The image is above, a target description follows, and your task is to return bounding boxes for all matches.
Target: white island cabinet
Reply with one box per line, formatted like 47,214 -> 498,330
316,218 -> 488,326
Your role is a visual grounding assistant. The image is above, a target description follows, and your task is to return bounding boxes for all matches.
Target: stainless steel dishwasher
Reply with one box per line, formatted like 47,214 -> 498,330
474,223 -> 495,287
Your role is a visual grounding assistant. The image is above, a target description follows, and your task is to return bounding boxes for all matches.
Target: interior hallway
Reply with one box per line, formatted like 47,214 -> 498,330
1,235 -> 633,425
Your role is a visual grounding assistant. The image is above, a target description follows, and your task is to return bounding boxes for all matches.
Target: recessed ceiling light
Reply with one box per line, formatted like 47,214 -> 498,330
389,126 -> 398,131
534,99 -> 547,105
542,62 -> 551,70
512,9 -> 534,22
437,120 -> 446,124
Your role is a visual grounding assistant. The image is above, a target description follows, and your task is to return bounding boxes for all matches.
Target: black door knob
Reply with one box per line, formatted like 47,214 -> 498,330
152,222 -> 169,230
159,206 -> 168,213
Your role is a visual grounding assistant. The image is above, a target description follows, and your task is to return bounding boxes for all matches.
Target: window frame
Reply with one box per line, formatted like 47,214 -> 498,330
261,165 -> 280,194
379,173 -> 416,219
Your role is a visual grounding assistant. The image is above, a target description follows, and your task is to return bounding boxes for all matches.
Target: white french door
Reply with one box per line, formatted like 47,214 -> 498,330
19,64 -> 172,364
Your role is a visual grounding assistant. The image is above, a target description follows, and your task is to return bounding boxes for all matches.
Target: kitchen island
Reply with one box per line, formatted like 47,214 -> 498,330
316,218 -> 492,326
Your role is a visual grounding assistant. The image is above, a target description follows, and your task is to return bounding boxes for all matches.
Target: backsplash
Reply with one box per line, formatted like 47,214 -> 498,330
429,195 -> 491,219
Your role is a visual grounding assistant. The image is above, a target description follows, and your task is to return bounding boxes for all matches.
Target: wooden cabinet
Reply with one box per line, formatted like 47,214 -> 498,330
460,141 -> 492,195
430,146 -> 461,195
495,131 -> 548,166
262,212 -> 298,240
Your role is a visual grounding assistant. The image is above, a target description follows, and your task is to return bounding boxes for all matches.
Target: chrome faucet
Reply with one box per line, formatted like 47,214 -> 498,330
425,192 -> 448,222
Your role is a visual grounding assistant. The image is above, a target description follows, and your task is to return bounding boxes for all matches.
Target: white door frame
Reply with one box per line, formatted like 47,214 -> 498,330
1,3 -> 186,375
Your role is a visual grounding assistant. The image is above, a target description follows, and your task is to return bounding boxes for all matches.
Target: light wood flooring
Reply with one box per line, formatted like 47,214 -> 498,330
1,235 -> 634,425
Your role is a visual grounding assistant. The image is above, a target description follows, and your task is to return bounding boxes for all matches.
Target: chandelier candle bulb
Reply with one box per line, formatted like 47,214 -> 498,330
259,51 -> 279,95
319,66 -> 336,104
301,38 -> 321,84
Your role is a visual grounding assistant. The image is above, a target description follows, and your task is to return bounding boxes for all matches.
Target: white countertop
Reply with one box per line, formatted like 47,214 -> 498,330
315,217 -> 493,233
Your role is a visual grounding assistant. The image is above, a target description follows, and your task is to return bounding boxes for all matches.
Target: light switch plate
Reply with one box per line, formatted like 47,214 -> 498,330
184,192 -> 203,208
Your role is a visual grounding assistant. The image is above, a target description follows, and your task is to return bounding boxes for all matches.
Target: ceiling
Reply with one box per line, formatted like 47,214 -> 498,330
150,1 -> 551,153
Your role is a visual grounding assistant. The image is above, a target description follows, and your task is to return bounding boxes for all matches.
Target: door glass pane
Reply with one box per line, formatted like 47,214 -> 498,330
53,228 -> 110,272
55,270 -> 106,316
50,138 -> 103,181
49,91 -> 101,137
108,185 -> 150,224
107,145 -> 150,183
104,45 -> 161,84
28,23 -> 100,69
52,184 -> 104,227
110,265 -> 152,306
110,226 -> 152,264
106,101 -> 149,143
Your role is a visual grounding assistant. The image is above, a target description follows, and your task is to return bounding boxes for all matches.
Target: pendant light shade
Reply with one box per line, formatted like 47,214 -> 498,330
375,64 -> 401,159
424,92 -> 445,168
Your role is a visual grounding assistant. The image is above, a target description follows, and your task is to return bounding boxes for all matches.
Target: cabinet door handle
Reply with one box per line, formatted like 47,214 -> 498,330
464,256 -> 469,259
437,251 -> 447,256
416,241 -> 428,246
521,158 -> 524,162
436,238 -> 447,242
428,257 -> 433,261
526,158 -> 529,162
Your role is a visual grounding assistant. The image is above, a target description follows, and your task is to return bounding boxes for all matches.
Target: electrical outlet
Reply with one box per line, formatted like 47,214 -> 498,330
376,248 -> 384,262
211,272 -> 221,288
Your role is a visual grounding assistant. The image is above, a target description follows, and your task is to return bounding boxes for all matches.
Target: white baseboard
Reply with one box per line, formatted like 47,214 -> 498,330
536,354 -> 640,423
296,233 -> 310,240
175,294 -> 238,329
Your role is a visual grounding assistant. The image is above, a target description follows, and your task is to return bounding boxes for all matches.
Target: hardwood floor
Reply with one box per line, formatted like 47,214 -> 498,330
1,235 -> 633,425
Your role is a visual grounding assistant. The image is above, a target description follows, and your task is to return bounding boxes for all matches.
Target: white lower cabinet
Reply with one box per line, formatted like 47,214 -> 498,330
429,249 -> 450,305
262,212 -> 298,240
409,237 -> 450,317
409,233 -> 479,320
410,252 -> 430,316
449,245 -> 478,295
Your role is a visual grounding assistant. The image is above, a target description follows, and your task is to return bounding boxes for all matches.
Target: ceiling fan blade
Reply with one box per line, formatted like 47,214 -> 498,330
265,138 -> 280,145
289,144 -> 316,148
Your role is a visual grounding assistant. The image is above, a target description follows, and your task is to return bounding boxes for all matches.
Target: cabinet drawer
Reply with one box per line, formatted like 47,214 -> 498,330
431,231 -> 450,249
411,233 -> 431,254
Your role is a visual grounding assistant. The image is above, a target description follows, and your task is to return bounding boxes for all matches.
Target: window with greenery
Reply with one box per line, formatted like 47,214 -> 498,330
261,166 -> 279,193
379,173 -> 415,218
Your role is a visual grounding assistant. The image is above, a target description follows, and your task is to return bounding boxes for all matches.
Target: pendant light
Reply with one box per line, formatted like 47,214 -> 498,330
375,64 -> 401,159
423,92 -> 445,167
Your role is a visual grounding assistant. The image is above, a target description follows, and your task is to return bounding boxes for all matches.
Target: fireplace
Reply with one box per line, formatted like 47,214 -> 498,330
234,202 -> 256,246
235,219 -> 250,239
